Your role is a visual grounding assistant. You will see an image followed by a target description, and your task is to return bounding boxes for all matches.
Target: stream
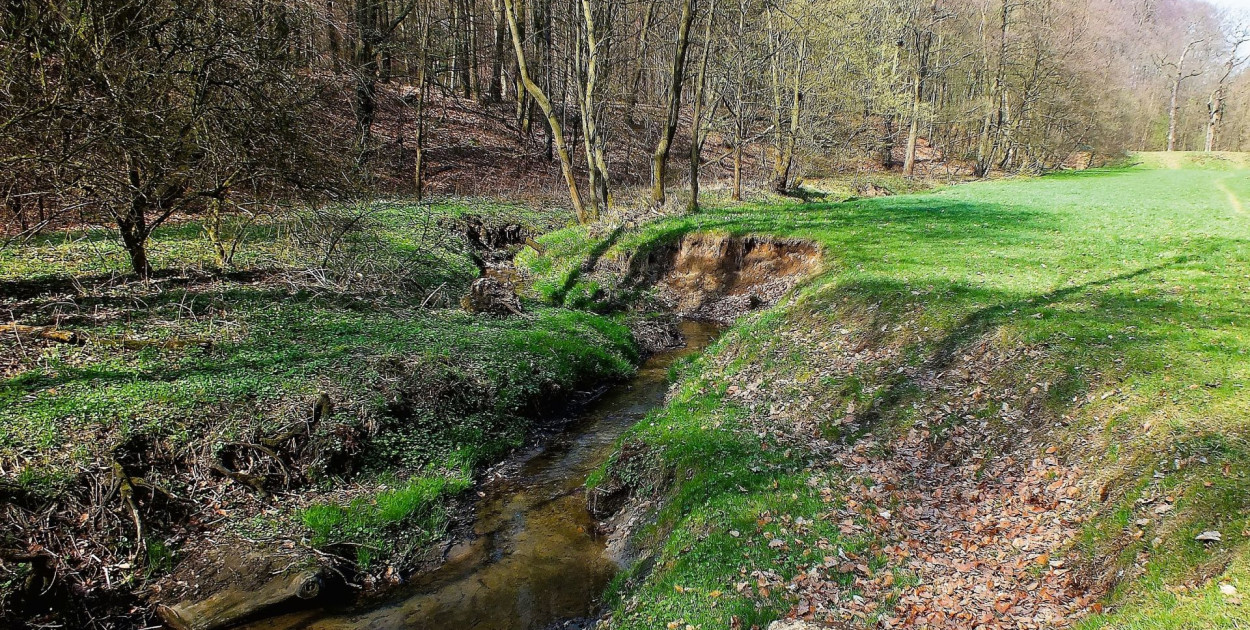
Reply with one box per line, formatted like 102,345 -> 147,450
241,319 -> 722,630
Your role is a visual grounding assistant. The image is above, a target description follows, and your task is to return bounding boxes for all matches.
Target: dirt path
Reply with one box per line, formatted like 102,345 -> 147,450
1216,177 -> 1246,216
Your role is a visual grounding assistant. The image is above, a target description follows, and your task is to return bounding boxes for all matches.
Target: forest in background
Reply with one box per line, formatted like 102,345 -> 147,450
4,0 -> 1250,265
6,2 -> 1250,629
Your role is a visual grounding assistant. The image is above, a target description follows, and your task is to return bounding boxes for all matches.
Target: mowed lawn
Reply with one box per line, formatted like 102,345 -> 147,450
560,157 -> 1250,629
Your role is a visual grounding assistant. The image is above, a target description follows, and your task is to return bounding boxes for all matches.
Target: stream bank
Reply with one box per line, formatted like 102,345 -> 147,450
233,320 -> 721,630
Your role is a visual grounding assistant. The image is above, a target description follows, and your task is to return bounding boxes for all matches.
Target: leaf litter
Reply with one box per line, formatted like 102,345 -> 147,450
710,317 -> 1105,628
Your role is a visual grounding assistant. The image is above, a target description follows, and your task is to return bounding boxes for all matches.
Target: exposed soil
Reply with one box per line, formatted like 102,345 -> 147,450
627,233 -> 821,323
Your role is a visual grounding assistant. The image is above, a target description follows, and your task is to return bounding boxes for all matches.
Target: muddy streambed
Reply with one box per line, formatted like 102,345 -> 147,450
238,320 -> 721,630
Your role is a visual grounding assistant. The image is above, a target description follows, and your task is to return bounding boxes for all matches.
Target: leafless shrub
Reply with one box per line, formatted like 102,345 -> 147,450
287,200 -> 445,295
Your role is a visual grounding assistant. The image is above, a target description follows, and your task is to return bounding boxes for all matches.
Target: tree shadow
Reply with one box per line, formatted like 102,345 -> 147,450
809,255 -> 1209,439
550,222 -> 628,305
926,260 -> 1182,370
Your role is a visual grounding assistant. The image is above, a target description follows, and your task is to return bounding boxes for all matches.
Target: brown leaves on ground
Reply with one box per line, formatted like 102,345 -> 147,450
712,318 -> 1104,628
795,433 -> 1098,628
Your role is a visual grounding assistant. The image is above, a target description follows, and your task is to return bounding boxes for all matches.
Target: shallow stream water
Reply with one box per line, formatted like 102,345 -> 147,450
242,319 -> 721,630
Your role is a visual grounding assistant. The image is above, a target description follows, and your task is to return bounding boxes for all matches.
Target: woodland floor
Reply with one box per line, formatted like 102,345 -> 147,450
0,199 -> 639,626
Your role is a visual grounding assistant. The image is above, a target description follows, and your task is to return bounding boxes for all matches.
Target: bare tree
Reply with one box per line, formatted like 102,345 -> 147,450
2,0 -> 357,277
688,0 -> 720,212
901,0 -> 950,176
503,0 -> 592,222
1158,37 -> 1206,152
578,0 -> 612,214
1206,21 -> 1249,151
351,0 -> 421,147
651,0 -> 697,205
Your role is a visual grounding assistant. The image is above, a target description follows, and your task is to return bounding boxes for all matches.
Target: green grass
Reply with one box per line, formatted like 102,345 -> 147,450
0,302 -> 636,473
1,197 -> 631,575
0,197 -> 570,283
302,474 -> 472,567
528,159 -> 1250,628
597,336 -> 888,629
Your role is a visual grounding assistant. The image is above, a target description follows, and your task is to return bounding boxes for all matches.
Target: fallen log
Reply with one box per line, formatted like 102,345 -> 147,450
3,322 -> 212,351
4,323 -> 83,345
210,463 -> 271,498
158,568 -> 324,630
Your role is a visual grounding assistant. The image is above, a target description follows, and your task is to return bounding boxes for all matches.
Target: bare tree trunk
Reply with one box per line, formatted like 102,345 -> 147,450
351,0 -> 420,148
772,35 -> 806,193
975,0 -> 1008,177
120,224 -> 151,277
1167,73 -> 1181,152
651,0 -> 696,205
578,0 -> 611,214
115,182 -> 155,278
513,0 -> 529,133
881,115 -> 895,168
450,0 -> 461,94
413,1 -> 431,200
767,6 -> 783,180
503,0 -> 590,222
1205,42 -> 1241,152
903,67 -> 923,176
902,0 -> 940,178
327,0 -> 342,72
352,0 -> 380,145
537,0 -> 553,160
489,0 -> 506,103
688,0 -> 717,212
625,0 -> 659,127
729,0 -> 746,201
732,140 -> 743,200
205,197 -> 230,268
1166,40 -> 1200,152
468,0 -> 481,101
1207,87 -> 1224,152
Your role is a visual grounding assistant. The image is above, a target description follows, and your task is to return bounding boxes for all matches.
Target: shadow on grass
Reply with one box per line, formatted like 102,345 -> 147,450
0,268 -> 283,302
791,251 -> 1241,440
926,260 -> 1182,369
551,222 -> 628,305
625,196 -> 1061,257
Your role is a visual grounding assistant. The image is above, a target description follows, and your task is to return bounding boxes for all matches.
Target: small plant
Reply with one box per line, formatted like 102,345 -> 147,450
301,474 -> 471,568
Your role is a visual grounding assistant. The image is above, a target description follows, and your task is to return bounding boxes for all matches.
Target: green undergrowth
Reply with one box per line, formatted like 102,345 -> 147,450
302,474 -> 472,567
1,198 -> 636,576
597,321 -> 894,629
0,197 -> 568,283
527,159 -> 1250,627
1,302 -> 635,478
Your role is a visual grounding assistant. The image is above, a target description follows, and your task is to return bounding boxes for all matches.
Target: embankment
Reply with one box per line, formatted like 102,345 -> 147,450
525,164 -> 1250,629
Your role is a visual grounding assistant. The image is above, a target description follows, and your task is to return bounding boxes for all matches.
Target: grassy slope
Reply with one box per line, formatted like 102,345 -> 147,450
527,160 -> 1250,628
0,200 -> 636,598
